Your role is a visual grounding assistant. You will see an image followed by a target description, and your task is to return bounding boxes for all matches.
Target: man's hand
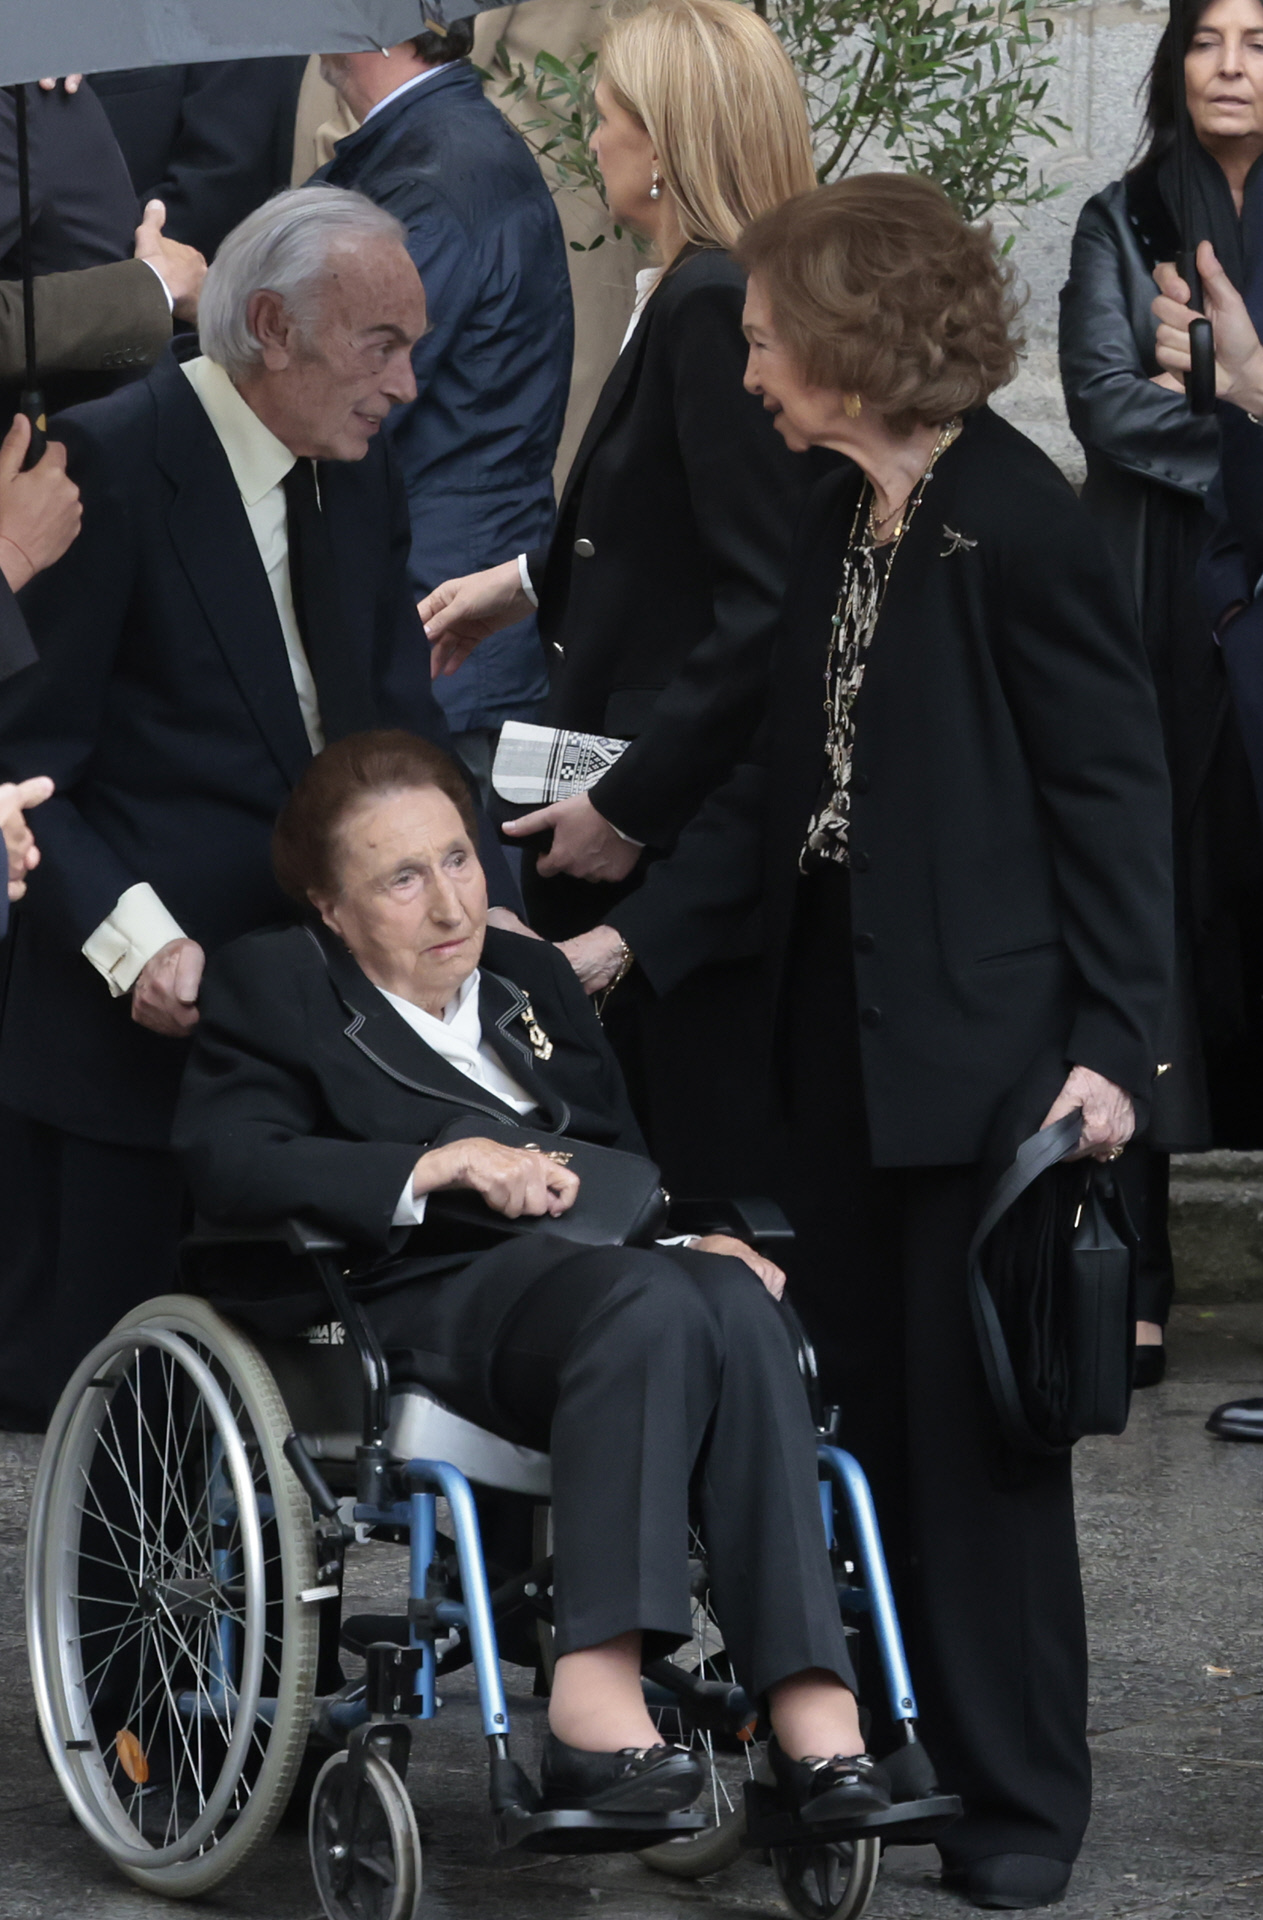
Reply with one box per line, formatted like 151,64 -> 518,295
134,200 -> 207,326
557,924 -> 627,995
690,1231 -> 785,1299
420,559 -> 532,678
504,792 -> 641,883
0,774 -> 52,901
1040,1065 -> 1135,1162
37,76 -> 82,93
1153,243 -> 1263,414
131,938 -> 205,1037
0,415 -> 81,591
413,1136 -> 581,1219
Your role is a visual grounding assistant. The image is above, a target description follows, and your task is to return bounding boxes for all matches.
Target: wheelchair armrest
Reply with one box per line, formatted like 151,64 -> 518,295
184,1215 -> 348,1259
667,1196 -> 795,1255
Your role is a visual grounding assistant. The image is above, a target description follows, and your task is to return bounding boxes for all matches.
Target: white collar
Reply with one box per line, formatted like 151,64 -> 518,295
362,64 -> 447,124
181,354 -> 296,507
381,966 -> 480,1040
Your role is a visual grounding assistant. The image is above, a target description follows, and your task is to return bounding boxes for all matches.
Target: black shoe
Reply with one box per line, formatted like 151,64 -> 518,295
1132,1344 -> 1166,1389
539,1733 -> 703,1813
768,1736 -> 891,1827
1206,1396 -> 1263,1441
941,1854 -> 1072,1909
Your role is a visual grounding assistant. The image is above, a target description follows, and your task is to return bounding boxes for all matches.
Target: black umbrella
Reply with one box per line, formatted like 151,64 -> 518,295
1168,0 -> 1218,414
1,0 -> 507,458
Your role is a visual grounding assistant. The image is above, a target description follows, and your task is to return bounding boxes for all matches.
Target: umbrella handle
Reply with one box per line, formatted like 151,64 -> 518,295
1176,248 -> 1217,416
18,392 -> 45,469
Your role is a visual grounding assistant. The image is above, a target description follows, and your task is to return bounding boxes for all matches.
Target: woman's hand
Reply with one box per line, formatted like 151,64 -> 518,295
1040,1065 -> 1135,1162
1153,242 -> 1263,414
690,1232 -> 786,1299
485,906 -> 543,940
413,1136 -> 581,1219
504,792 -> 642,882
419,560 -> 531,678
0,415 -> 82,591
557,924 -> 627,995
0,774 -> 53,900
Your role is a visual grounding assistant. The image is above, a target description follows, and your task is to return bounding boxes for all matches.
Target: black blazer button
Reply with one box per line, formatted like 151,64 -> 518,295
853,771 -> 870,794
860,1005 -> 883,1028
574,537 -> 595,558
854,931 -> 875,953
852,850 -> 871,872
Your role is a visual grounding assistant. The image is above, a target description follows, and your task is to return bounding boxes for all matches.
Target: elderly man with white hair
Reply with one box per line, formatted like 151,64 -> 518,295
0,186 -> 517,1428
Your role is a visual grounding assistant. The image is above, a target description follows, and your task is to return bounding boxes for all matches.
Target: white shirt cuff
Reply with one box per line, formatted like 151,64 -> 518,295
517,552 -> 538,609
82,882 -> 187,997
392,1173 -> 428,1227
609,822 -> 645,848
139,257 -> 175,313
656,1234 -> 699,1247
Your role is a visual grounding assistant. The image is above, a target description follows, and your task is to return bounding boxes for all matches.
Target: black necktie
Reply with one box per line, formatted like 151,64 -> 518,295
282,459 -> 377,742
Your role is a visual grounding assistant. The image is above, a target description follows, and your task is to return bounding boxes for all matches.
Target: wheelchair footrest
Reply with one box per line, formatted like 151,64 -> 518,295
496,1805 -> 709,1855
740,1779 -> 962,1850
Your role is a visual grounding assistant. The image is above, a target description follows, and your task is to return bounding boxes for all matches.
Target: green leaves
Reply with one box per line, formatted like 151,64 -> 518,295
480,0 -> 1074,249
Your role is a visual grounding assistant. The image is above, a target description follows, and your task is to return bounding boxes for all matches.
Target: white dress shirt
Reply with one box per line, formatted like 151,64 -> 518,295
81,355 -> 322,998
385,971 -> 538,1226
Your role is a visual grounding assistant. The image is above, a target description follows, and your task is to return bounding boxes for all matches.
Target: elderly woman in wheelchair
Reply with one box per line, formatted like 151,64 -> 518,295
28,731 -> 954,1918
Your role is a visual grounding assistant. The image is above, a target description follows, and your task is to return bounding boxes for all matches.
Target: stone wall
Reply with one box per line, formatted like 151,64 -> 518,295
991,0 -> 1170,480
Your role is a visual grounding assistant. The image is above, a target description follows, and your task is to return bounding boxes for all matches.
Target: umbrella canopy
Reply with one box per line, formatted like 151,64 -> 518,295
0,3 -> 450,87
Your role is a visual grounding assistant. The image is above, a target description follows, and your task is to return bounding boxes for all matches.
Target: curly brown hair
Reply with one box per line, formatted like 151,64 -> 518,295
273,730 -> 477,904
735,174 -> 1024,435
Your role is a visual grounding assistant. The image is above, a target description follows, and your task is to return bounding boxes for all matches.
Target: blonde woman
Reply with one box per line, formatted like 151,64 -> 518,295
421,0 -> 817,1191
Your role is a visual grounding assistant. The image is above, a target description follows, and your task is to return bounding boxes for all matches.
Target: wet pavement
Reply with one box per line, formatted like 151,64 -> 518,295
2,1301 -> 1262,1920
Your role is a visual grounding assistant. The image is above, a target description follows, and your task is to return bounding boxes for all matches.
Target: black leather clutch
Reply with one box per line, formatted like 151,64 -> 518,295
425,1114 -> 669,1248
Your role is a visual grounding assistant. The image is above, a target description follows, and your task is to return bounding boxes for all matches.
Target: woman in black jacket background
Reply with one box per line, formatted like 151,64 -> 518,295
1059,0 -> 1263,1378
420,0 -> 818,1191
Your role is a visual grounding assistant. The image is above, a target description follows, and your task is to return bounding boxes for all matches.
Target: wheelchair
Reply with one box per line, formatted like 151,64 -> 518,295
27,1204 -> 959,1920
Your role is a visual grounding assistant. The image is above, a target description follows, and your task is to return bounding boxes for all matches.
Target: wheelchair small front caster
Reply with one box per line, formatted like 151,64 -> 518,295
771,1836 -> 881,1920
309,1739 -> 422,1920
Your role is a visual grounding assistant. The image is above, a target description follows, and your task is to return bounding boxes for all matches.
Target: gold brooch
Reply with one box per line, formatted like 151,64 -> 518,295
520,1000 -> 553,1060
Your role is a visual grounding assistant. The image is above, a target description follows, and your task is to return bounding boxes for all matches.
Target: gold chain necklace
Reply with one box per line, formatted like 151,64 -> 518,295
865,417 -> 963,546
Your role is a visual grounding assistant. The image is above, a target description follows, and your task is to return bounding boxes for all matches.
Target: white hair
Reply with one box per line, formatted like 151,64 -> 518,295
198,186 -> 408,379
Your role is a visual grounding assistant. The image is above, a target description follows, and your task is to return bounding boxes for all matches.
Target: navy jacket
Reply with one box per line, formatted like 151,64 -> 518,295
0,341 -> 514,1150
316,63 -> 574,732
89,59 -> 306,261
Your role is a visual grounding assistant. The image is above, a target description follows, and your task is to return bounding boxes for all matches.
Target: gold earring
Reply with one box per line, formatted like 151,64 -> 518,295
843,392 -> 862,419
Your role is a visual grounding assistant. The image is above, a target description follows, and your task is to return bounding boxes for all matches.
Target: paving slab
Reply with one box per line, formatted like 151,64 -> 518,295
2,1304 -> 1263,1919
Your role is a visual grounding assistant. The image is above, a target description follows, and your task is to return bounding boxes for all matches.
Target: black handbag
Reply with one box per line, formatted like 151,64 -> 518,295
967,1110 -> 1137,1456
425,1114 -> 669,1248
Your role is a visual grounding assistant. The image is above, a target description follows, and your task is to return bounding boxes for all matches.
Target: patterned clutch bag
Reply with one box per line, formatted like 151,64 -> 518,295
491,721 -> 631,808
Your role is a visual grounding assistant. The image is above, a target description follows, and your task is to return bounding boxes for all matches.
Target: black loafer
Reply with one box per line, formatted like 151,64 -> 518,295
539,1733 -> 703,1813
941,1854 -> 1072,1909
1206,1396 -> 1263,1442
768,1736 -> 891,1826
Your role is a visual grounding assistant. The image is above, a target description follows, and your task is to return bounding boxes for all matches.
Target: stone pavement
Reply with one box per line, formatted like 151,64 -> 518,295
1,1303 -> 1262,1920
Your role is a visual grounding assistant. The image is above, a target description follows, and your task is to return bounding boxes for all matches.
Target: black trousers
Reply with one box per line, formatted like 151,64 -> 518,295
0,1108 -> 186,1428
781,870 -> 1091,1867
368,1238 -> 855,1703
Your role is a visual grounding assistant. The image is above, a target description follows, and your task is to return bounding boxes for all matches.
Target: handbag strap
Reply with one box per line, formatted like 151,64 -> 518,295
967,1109 -> 1083,1457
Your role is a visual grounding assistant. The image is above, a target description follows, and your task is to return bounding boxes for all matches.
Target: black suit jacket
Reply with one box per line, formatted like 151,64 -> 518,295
174,922 -> 645,1270
617,407 -> 1175,1167
89,60 -> 307,260
527,247 -> 818,851
0,340 -> 512,1148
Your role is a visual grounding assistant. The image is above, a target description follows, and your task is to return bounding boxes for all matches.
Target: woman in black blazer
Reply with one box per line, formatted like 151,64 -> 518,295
175,730 -> 891,1828
421,0 -> 818,1188
583,178 -> 1175,1908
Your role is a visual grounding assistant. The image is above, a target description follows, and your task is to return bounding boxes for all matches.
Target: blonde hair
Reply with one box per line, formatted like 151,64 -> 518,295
599,0 -> 816,255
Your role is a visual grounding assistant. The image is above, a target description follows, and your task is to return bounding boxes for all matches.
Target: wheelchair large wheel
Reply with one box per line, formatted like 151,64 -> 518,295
27,1296 -> 320,1896
309,1748 -> 422,1920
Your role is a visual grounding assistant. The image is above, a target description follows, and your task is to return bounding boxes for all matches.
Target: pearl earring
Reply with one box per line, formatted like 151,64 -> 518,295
649,171 -> 662,202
